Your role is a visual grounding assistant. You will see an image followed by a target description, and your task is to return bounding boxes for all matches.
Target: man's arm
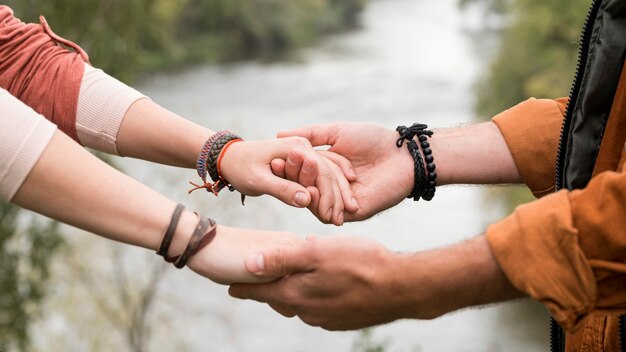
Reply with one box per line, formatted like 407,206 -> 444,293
228,234 -> 522,330
272,121 -> 523,221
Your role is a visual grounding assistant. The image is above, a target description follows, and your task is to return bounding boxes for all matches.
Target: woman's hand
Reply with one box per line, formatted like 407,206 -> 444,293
220,137 -> 358,225
187,225 -> 304,285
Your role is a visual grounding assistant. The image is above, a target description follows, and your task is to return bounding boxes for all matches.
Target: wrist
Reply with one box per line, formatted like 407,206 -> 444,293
166,209 -> 199,257
218,140 -> 244,186
385,129 -> 415,196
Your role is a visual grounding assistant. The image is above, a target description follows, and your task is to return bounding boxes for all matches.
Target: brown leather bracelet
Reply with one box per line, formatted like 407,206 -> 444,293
157,203 -> 185,258
173,217 -> 217,269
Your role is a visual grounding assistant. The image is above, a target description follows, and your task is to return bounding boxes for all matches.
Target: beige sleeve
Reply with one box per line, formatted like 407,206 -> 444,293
0,89 -> 56,202
76,64 -> 148,155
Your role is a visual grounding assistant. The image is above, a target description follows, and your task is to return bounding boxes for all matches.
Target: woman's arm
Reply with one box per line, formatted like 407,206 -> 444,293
74,65 -> 357,224
0,9 -> 356,224
11,129 -> 302,284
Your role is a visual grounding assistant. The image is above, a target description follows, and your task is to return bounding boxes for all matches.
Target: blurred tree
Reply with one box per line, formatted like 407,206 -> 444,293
0,204 -> 64,351
4,0 -> 366,82
71,247 -> 168,352
468,0 -> 588,119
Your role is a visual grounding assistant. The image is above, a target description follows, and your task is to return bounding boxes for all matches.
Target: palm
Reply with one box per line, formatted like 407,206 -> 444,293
325,124 -> 413,221
278,122 -> 414,222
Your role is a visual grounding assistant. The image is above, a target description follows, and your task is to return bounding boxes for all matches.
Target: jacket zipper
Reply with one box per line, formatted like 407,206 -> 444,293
554,0 -> 601,191
551,0 -> 602,351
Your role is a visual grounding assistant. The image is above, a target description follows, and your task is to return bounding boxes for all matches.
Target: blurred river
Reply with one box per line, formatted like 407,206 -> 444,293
117,0 -> 549,351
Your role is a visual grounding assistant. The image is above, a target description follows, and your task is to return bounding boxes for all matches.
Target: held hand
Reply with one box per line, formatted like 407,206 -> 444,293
229,235 -> 523,330
272,122 -> 414,221
187,225 -> 304,285
228,235 -> 411,330
220,137 -> 357,225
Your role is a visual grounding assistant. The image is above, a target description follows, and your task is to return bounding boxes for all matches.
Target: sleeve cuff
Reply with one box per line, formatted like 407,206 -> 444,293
486,190 -> 596,331
0,89 -> 56,201
492,98 -> 566,197
76,63 -> 149,155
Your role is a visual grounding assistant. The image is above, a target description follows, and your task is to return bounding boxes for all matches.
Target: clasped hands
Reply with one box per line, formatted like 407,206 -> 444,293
189,122 -> 419,330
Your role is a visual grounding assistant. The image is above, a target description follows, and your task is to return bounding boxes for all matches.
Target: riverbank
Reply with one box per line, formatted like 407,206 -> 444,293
5,0 -> 366,82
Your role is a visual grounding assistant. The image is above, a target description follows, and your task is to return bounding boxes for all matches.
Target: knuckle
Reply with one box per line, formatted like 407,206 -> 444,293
320,322 -> 340,331
300,315 -> 323,327
266,248 -> 287,275
278,181 -> 291,195
280,288 -> 301,308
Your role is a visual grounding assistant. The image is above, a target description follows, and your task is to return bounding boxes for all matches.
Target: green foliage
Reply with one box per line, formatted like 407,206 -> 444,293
0,203 -> 64,351
5,0 -> 366,82
473,0 -> 589,119
352,329 -> 389,352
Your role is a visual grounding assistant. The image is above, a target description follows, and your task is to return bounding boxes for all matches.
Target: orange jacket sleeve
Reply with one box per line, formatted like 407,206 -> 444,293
492,97 -> 568,197
486,98 -> 626,332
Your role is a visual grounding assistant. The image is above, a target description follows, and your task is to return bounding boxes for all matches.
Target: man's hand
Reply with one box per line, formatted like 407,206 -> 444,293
271,122 -> 415,221
228,235 -> 410,330
228,235 -> 523,331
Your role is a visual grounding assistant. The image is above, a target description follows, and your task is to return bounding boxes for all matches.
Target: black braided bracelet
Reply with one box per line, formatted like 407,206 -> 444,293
396,123 -> 437,201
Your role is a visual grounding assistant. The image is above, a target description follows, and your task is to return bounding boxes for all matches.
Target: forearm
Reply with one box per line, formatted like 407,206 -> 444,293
116,98 -> 214,168
11,130 -> 197,256
431,122 -> 522,186
392,235 -> 523,319
76,64 -> 214,168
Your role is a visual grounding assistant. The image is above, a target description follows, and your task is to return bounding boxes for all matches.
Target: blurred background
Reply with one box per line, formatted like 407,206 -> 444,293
0,0 -> 589,351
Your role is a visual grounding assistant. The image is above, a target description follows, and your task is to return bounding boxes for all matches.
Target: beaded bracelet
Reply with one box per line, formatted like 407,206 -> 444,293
396,123 -> 437,201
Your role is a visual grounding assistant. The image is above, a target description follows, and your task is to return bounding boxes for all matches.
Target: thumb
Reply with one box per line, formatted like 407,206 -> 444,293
261,174 -> 311,208
244,243 -> 315,278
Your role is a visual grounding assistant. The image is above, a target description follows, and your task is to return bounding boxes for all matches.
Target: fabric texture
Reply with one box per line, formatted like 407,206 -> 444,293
76,64 -> 147,155
492,97 -> 567,198
0,89 -> 56,201
0,5 -> 87,142
0,6 -> 146,202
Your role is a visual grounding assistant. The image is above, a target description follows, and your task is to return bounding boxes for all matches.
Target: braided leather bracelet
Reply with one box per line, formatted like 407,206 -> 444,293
396,123 -> 437,201
189,131 -> 243,199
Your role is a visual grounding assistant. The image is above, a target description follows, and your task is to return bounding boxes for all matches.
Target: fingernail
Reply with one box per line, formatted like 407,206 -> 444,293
338,212 -> 344,225
295,192 -> 308,206
246,253 -> 265,273
326,208 -> 333,221
348,168 -> 356,179
352,197 -> 359,209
